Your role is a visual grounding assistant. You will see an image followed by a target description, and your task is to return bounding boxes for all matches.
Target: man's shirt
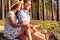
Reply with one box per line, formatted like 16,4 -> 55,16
17,9 -> 30,24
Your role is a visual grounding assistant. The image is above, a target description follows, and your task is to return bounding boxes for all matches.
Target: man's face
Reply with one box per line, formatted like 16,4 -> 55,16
24,1 -> 31,10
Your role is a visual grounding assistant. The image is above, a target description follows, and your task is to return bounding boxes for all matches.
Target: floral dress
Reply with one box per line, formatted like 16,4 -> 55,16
4,11 -> 21,40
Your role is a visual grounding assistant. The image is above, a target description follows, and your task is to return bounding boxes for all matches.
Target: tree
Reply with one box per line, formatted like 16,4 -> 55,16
2,0 -> 4,20
57,0 -> 59,21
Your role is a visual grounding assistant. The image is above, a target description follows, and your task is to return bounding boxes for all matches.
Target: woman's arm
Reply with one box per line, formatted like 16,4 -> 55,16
8,17 -> 26,27
21,20 -> 31,28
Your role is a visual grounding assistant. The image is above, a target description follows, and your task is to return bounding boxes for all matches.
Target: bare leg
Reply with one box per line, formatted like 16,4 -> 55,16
19,34 -> 28,40
18,27 -> 27,36
25,28 -> 32,40
32,32 -> 46,40
18,27 -> 28,40
18,27 -> 32,40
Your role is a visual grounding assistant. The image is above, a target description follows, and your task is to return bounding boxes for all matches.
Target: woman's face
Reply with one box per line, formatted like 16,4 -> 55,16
17,4 -> 22,11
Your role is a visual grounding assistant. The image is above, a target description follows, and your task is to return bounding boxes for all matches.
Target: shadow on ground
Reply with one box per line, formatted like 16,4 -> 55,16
0,33 -> 8,40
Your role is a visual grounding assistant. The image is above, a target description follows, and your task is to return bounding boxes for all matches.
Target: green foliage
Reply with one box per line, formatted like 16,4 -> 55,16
45,0 -> 49,3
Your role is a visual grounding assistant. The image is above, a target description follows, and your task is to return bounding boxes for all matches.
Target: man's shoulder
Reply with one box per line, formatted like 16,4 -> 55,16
20,9 -> 24,12
17,9 -> 24,15
19,9 -> 25,14
17,9 -> 24,13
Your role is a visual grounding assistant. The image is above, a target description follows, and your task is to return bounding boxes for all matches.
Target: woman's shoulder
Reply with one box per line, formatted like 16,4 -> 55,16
6,11 -> 14,17
8,11 -> 14,14
7,11 -> 14,15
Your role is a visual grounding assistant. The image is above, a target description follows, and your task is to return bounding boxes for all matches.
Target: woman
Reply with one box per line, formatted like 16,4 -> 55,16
4,0 -> 28,40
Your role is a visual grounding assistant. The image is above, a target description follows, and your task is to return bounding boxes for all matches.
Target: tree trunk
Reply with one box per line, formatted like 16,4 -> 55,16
39,0 -> 40,20
42,0 -> 44,21
2,0 -> 4,20
57,0 -> 60,21
8,0 -> 11,11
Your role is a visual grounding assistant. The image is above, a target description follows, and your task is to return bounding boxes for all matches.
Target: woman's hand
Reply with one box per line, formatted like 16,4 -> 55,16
26,24 -> 31,28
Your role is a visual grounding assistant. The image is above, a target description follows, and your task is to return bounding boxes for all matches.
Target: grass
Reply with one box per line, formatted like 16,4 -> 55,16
0,20 -> 5,26
32,20 -> 58,29
32,20 -> 60,40
0,20 -> 60,40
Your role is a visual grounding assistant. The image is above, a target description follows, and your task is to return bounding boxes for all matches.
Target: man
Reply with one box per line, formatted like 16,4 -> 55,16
17,0 -> 46,40
17,0 -> 32,40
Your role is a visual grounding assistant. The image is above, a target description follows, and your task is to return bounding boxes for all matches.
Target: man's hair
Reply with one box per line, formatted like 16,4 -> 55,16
24,0 -> 27,3
24,0 -> 31,4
